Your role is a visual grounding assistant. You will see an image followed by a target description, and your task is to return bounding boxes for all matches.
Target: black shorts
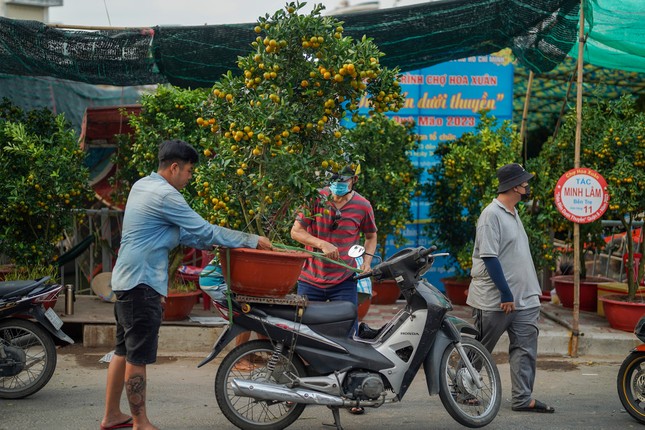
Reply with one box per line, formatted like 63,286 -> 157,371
113,284 -> 162,365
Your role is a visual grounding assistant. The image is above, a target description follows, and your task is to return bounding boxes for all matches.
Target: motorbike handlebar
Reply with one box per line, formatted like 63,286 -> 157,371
420,245 -> 437,257
351,245 -> 444,283
354,271 -> 373,281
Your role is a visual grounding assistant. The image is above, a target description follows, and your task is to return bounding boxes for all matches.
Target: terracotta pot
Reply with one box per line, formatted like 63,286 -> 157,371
552,275 -> 613,313
163,290 -> 201,321
440,276 -> 471,306
371,279 -> 400,305
357,295 -> 372,321
539,290 -> 553,303
599,294 -> 645,332
219,248 -> 310,298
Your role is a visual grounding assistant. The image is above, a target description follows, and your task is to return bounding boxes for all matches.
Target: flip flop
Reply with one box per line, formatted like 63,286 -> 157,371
233,360 -> 255,372
348,406 -> 365,415
512,399 -> 555,413
100,417 -> 133,429
454,392 -> 481,406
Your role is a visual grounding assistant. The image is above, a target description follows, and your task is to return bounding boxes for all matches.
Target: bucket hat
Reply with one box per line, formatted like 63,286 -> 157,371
497,163 -> 534,193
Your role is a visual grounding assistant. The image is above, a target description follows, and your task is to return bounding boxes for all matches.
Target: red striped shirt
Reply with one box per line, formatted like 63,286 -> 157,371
296,188 -> 377,288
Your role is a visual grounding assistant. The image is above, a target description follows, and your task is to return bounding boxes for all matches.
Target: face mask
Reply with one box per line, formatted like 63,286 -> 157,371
520,184 -> 531,201
330,181 -> 351,197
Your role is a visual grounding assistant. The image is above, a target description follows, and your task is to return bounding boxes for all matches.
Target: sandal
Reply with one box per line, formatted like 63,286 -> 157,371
454,392 -> 480,406
233,360 -> 255,372
348,406 -> 365,415
512,399 -> 555,413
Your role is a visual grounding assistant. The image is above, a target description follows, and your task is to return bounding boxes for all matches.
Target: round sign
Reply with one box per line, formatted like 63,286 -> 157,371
554,167 -> 609,224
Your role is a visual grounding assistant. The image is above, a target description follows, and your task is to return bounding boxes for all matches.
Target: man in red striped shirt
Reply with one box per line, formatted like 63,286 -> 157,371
291,163 -> 378,311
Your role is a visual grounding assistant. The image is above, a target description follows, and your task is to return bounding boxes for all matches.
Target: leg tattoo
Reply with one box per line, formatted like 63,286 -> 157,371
125,374 -> 146,416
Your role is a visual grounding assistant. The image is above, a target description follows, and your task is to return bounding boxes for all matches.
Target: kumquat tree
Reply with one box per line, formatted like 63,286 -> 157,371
529,95 -> 645,297
191,2 -> 404,241
0,98 -> 92,268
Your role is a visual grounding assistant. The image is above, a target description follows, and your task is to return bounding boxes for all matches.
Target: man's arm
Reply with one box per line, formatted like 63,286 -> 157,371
482,256 -> 515,314
164,191 -> 260,249
361,231 -> 377,270
290,219 -> 339,260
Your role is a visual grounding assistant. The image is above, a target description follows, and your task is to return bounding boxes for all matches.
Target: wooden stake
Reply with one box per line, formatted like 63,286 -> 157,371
47,23 -> 148,31
519,70 -> 534,163
571,0 -> 585,358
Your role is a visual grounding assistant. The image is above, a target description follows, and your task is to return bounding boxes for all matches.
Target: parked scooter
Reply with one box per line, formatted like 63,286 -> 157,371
200,245 -> 501,429
617,315 -> 645,424
0,276 -> 74,399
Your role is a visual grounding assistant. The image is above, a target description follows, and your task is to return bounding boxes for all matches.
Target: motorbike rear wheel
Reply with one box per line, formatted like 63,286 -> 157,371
438,337 -> 501,428
215,339 -> 307,430
617,351 -> 645,423
0,318 -> 57,399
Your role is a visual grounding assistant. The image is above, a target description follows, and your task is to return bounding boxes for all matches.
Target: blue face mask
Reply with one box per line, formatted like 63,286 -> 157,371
330,180 -> 351,197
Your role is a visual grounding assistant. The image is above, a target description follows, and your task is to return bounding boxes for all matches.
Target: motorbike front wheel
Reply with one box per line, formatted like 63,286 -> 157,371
215,339 -> 307,430
0,318 -> 57,399
617,351 -> 645,423
438,337 -> 501,428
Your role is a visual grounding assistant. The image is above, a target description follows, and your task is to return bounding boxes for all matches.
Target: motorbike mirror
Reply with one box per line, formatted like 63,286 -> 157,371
348,244 -> 365,258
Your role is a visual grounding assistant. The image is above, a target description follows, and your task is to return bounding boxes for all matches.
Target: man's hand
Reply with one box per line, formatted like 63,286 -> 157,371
500,301 -> 515,314
256,236 -> 273,250
320,242 -> 339,260
360,261 -> 371,273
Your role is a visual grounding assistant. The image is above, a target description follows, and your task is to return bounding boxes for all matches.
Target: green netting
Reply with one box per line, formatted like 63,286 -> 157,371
152,24 -> 256,88
0,0 -> 580,88
0,18 -> 161,86
337,0 -> 579,75
569,0 -> 645,74
513,56 -> 645,131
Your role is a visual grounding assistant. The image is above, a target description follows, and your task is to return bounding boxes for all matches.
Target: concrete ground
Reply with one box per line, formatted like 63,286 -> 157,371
0,345 -> 638,430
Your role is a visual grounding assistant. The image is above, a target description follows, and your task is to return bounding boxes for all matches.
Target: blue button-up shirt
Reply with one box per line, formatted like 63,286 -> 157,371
111,172 -> 259,296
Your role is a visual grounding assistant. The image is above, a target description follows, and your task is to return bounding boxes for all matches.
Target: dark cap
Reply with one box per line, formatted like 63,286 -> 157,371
497,163 -> 534,193
331,163 -> 361,181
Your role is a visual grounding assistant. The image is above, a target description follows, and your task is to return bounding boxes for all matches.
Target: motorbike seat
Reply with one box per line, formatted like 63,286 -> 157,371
0,278 -> 50,300
255,300 -> 356,325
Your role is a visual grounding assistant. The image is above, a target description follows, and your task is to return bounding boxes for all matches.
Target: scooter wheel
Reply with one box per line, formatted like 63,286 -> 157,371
0,318 -> 57,399
438,337 -> 501,428
215,339 -> 307,430
618,351 -> 645,424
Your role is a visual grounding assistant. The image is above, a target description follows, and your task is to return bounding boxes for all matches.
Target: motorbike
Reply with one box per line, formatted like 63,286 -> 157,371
199,245 -> 501,429
617,315 -> 645,424
0,276 -> 74,399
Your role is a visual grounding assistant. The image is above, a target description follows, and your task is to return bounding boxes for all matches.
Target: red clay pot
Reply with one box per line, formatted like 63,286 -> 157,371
371,279 -> 400,305
599,294 -> 645,332
219,248 -> 310,298
357,295 -> 372,321
163,290 -> 201,321
552,275 -> 613,313
440,276 -> 471,306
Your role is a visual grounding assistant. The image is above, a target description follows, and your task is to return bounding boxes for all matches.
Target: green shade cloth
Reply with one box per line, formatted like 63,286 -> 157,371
569,0 -> 645,74
0,0 -> 580,88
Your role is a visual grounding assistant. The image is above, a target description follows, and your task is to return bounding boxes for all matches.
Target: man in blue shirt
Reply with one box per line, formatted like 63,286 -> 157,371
101,140 -> 271,430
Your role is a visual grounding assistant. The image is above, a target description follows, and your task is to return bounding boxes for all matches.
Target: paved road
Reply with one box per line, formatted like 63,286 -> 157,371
0,345 -> 640,430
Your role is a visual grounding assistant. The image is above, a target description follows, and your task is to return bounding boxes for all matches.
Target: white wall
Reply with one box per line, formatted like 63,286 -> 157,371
0,0 -> 63,22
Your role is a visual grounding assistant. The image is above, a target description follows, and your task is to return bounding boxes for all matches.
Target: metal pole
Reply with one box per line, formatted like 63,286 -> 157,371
570,0 -> 585,358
